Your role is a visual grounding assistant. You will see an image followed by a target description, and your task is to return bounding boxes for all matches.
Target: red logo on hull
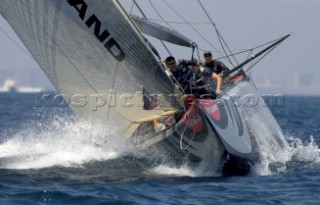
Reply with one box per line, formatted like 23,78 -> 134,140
198,99 -> 221,121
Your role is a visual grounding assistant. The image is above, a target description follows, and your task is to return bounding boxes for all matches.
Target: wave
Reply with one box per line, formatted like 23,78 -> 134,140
0,112 -> 319,178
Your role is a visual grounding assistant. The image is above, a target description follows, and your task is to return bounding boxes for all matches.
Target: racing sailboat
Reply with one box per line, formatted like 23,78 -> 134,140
0,0 -> 290,175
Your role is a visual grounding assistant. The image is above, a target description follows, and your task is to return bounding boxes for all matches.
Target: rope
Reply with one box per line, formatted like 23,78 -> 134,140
180,113 -> 196,150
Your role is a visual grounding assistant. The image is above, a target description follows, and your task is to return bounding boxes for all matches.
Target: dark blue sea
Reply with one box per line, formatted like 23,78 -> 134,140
0,92 -> 319,205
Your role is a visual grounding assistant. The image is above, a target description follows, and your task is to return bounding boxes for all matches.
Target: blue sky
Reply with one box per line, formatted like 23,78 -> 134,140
0,0 -> 319,94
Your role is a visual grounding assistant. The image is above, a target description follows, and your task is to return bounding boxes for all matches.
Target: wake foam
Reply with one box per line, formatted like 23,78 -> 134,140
1,110 -> 318,178
0,116 -> 135,170
239,99 -> 320,176
147,159 -> 222,178
0,114 -> 212,178
251,132 -> 320,176
148,165 -> 197,177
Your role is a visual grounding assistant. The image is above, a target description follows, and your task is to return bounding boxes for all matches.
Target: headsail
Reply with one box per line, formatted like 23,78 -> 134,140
0,0 -> 181,130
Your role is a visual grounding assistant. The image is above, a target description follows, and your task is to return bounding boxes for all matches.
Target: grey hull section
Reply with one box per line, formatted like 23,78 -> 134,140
199,77 -> 287,161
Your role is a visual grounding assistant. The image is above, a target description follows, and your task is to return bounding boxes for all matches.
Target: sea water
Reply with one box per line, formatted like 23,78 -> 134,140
0,93 -> 319,204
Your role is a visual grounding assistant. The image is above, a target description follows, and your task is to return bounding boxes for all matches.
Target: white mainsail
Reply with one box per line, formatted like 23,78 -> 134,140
0,0 -> 181,130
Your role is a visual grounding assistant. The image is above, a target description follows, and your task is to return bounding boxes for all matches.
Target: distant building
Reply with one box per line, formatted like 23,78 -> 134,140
299,73 -> 313,87
292,72 -> 299,88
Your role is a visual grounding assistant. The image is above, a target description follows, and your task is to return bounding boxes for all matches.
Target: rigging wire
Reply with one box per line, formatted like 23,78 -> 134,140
147,0 -> 174,56
148,0 -> 176,31
131,1 -> 285,75
214,36 -> 286,61
246,42 -> 281,72
0,22 -> 33,59
196,47 -> 201,61
162,0 -> 224,58
133,0 -> 172,56
196,0 -> 237,66
133,0 -> 147,18
129,1 -> 135,15
228,34 -> 290,75
132,0 -> 186,94
246,49 -> 254,74
148,0 -> 214,58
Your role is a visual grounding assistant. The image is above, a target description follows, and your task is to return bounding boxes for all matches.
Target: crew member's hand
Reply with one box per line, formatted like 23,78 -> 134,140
216,88 -> 222,95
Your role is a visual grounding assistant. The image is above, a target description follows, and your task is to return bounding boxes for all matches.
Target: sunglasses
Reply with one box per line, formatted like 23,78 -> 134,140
204,54 -> 212,57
